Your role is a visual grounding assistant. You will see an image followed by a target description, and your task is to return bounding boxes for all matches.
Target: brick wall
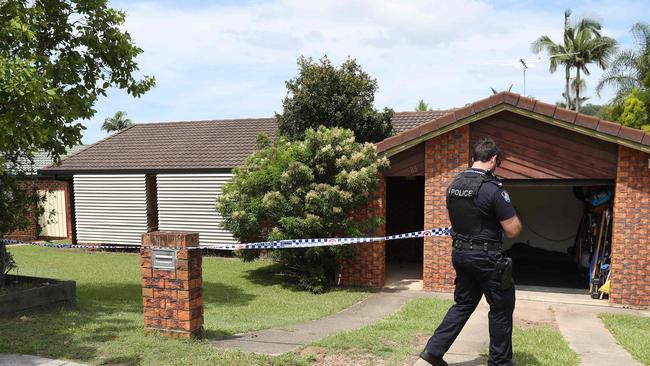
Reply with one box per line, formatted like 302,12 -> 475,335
423,126 -> 470,292
141,232 -> 204,339
338,176 -> 386,287
611,146 -> 650,306
7,178 -> 71,241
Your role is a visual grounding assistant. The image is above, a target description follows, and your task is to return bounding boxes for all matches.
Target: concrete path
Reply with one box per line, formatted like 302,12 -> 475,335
555,305 -> 643,366
210,290 -> 422,355
0,354 -> 87,366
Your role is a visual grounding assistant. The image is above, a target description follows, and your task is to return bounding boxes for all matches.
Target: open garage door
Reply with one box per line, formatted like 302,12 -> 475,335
503,181 -> 614,293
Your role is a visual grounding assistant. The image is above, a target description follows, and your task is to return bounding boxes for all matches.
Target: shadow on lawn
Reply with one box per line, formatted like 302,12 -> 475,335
0,282 -> 146,362
243,262 -> 371,295
513,351 -> 544,366
202,280 -> 257,306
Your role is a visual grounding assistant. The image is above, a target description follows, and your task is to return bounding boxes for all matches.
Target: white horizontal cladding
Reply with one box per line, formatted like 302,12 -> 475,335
74,174 -> 147,245
157,173 -> 237,246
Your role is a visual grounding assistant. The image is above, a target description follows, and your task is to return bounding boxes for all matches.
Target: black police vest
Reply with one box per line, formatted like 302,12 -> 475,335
446,170 -> 502,242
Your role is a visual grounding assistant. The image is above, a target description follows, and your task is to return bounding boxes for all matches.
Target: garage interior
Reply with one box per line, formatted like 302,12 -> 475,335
383,176 -> 615,293
502,182 -> 614,291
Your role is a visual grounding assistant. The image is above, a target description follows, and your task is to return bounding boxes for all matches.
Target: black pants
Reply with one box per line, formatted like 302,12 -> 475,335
424,248 -> 516,366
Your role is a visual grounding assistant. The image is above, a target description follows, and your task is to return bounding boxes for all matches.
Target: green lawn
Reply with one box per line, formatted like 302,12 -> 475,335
600,313 -> 650,365
1,246 -> 369,365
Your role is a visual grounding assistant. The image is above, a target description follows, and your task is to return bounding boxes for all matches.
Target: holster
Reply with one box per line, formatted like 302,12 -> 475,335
493,257 -> 514,289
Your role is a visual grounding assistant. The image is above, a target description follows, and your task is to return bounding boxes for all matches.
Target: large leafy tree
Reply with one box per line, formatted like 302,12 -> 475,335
0,0 -> 155,286
276,56 -> 394,143
601,87 -> 650,132
102,111 -> 133,133
618,89 -> 649,130
532,9 -> 617,112
216,127 -> 389,293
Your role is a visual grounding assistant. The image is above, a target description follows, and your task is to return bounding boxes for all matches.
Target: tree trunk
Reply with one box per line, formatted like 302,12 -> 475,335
0,243 -> 6,290
576,68 -> 581,113
565,65 -> 572,109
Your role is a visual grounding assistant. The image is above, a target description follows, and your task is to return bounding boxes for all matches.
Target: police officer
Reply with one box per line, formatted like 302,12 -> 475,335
418,137 -> 522,366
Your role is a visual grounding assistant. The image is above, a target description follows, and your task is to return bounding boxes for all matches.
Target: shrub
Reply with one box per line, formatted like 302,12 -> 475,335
216,127 -> 389,292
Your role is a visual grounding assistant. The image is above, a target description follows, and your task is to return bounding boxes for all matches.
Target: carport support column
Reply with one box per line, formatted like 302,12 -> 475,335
423,126 -> 470,292
611,146 -> 650,307
141,231 -> 204,339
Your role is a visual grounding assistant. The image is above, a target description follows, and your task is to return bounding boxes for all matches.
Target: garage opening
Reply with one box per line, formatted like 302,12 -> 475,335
385,176 -> 424,289
503,181 -> 614,294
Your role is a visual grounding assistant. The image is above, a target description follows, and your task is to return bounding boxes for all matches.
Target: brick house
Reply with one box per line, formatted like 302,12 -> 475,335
41,92 -> 650,306
343,92 -> 650,307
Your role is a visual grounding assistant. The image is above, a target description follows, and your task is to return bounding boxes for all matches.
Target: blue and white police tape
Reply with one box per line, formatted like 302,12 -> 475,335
0,227 -> 451,251
204,227 -> 450,250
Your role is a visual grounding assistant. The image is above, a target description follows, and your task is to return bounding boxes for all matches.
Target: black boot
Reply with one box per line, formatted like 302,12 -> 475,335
419,350 -> 448,366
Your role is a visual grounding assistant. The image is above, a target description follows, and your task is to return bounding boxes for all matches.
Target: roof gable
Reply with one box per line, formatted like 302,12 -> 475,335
376,92 -> 650,156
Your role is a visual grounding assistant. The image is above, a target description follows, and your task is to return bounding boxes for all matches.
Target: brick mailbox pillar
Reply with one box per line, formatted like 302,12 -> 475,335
141,231 -> 204,339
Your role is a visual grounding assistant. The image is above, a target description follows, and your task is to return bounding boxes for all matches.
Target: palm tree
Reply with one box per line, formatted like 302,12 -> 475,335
415,100 -> 430,111
102,111 -> 133,133
532,9 -> 616,112
597,22 -> 650,100
532,10 -> 578,108
569,25 -> 617,112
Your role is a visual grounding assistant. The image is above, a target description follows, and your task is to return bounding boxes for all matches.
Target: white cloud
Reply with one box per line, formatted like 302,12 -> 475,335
84,0 -> 643,143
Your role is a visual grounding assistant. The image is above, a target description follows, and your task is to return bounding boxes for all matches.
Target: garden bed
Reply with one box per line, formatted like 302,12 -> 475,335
0,274 -> 76,317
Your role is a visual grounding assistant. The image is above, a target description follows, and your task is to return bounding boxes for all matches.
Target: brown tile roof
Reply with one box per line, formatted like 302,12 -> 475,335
43,118 -> 278,172
46,92 -> 648,174
42,111 -> 451,173
376,92 -> 650,155
391,110 -> 451,132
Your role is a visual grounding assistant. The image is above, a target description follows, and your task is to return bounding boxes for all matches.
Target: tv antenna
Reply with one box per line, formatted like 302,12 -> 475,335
516,52 -> 578,96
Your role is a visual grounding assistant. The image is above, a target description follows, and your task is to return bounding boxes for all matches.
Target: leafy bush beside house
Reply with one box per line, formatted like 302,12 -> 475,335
216,127 -> 389,293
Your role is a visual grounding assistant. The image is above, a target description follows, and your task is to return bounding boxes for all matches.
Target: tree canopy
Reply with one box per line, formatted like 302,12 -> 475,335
415,100 -> 430,111
0,0 -> 154,284
597,22 -> 650,100
276,56 -> 394,143
595,23 -> 650,132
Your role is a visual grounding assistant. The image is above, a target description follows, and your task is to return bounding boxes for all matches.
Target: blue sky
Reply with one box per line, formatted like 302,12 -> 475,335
82,0 -> 650,144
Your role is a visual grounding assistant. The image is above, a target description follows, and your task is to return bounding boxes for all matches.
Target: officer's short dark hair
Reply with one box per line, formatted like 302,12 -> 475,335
473,138 -> 500,162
